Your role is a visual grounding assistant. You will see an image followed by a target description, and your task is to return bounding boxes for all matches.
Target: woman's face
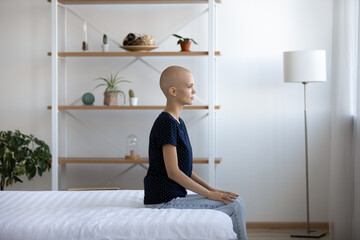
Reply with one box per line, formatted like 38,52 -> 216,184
175,72 -> 196,105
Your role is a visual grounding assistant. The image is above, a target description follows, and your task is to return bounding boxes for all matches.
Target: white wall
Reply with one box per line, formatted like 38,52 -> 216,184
0,0 -> 332,222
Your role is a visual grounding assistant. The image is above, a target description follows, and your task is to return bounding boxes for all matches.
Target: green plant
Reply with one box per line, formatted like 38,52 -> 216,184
172,34 -> 198,45
95,73 -> 131,104
0,130 -> 52,191
103,34 -> 108,45
129,89 -> 135,98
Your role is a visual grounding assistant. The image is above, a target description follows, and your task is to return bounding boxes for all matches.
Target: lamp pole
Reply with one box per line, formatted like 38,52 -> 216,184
303,82 -> 310,234
290,82 -> 325,238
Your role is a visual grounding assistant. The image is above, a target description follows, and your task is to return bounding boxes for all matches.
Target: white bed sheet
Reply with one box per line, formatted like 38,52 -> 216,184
0,190 -> 237,240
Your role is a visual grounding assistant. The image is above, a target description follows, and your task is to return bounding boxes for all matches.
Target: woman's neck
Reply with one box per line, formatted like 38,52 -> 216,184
164,102 -> 183,123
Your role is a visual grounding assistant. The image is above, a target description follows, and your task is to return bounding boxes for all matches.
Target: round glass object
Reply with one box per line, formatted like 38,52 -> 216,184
125,135 -> 140,159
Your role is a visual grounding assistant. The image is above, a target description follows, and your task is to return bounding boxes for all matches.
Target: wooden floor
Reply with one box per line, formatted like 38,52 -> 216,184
247,229 -> 329,240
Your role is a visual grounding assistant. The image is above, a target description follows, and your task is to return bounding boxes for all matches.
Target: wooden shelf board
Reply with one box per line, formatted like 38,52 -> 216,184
47,105 -> 221,110
68,186 -> 120,191
47,51 -> 221,57
58,157 -> 222,164
49,0 -> 221,5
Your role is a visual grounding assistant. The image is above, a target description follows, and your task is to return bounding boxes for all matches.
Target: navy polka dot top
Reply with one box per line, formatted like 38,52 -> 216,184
144,112 -> 193,205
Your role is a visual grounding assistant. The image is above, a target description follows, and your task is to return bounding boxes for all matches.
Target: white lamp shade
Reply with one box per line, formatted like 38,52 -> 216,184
283,50 -> 327,83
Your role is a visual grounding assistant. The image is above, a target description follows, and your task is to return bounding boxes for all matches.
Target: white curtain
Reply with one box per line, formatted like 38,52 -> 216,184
330,0 -> 360,239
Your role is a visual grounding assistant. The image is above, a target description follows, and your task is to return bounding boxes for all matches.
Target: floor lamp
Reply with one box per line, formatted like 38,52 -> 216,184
283,50 -> 327,238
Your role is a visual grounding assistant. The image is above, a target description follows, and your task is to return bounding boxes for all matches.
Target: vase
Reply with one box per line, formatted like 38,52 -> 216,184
104,92 -> 118,106
179,41 -> 191,52
102,44 -> 109,52
130,97 -> 138,106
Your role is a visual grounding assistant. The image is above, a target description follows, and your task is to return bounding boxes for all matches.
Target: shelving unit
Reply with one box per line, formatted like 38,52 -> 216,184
50,0 -> 220,190
48,105 -> 220,110
49,0 -> 221,4
58,158 -> 222,164
48,51 -> 221,57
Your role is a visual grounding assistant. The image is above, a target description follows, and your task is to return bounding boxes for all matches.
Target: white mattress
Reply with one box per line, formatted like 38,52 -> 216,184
0,190 -> 237,240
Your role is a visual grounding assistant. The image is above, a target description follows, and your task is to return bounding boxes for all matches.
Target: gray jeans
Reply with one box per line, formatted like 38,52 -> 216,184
146,194 -> 247,240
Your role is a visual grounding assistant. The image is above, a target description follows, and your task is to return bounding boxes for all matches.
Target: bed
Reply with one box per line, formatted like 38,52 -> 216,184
0,190 -> 237,240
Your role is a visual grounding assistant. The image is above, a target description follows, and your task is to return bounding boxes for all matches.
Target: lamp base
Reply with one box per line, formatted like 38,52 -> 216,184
291,231 -> 326,238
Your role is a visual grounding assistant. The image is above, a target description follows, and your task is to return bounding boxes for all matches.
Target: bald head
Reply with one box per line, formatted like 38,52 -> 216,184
160,66 -> 192,97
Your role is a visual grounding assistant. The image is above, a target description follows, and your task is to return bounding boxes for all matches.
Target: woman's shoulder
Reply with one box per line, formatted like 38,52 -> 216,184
157,112 -> 179,123
152,112 -> 177,129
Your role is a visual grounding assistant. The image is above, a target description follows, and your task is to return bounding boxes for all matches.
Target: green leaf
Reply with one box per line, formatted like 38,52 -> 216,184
172,34 -> 183,39
190,38 -> 198,45
14,176 -> 23,183
29,166 -> 36,179
94,73 -> 131,94
38,166 -> 43,176
172,34 -> 197,45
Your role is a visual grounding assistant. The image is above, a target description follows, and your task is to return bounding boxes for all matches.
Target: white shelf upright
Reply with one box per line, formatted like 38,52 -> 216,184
208,0 -> 216,187
51,0 -> 59,191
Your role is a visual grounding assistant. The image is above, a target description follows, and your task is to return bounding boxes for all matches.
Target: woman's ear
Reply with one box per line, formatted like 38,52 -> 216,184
169,87 -> 176,97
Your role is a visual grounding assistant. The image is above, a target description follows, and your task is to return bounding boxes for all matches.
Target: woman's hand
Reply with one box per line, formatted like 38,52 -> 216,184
206,190 -> 238,205
209,187 -> 239,197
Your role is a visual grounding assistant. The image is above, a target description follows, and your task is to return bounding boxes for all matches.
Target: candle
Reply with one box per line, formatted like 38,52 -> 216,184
83,21 -> 87,42
82,21 -> 88,51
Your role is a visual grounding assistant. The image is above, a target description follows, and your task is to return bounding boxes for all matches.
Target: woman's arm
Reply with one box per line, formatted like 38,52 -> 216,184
191,172 -> 215,191
191,171 -> 239,197
163,144 -> 236,204
163,144 -> 210,196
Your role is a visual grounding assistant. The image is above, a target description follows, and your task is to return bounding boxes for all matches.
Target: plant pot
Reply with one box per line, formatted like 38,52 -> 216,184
102,44 -> 109,52
104,92 -> 118,106
130,97 -> 138,106
179,40 -> 191,52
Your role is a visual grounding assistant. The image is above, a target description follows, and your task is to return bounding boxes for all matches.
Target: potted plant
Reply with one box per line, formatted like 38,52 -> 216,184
129,89 -> 138,106
95,73 -> 130,106
172,34 -> 198,52
0,130 -> 52,191
102,34 -> 109,52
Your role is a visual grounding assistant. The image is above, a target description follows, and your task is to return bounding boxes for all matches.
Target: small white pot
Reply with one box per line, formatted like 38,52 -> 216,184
102,44 -> 110,52
130,97 -> 138,106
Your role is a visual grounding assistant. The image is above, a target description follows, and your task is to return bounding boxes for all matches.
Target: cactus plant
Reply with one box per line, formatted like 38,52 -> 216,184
128,89 -> 138,106
103,34 -> 108,45
82,92 -> 95,105
129,89 -> 135,98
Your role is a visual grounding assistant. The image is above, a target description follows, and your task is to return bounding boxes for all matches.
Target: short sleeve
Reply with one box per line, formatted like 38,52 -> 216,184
157,118 -> 178,147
